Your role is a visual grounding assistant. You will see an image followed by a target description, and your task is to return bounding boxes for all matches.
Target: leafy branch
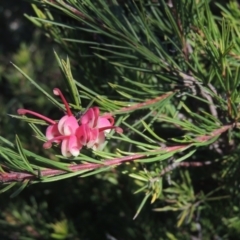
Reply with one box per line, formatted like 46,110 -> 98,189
0,122 -> 234,184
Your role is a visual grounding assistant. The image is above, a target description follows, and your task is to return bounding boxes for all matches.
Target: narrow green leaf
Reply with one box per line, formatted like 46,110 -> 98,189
0,183 -> 17,194
129,173 -> 148,182
11,63 -> 63,110
15,135 -> 35,174
10,181 -> 30,198
133,192 -> 151,220
80,166 -> 112,177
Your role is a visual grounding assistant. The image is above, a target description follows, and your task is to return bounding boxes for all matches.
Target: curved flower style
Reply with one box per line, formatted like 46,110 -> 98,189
17,88 -> 123,157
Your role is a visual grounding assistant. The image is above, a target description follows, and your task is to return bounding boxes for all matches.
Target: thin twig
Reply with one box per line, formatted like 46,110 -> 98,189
160,160 -> 212,177
179,72 -> 218,118
113,92 -> 174,114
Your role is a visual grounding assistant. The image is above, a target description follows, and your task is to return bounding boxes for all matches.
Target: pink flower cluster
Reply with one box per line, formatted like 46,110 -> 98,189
18,88 -> 123,157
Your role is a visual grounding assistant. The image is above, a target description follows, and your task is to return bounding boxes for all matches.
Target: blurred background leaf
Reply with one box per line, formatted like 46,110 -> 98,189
1,0 -> 240,239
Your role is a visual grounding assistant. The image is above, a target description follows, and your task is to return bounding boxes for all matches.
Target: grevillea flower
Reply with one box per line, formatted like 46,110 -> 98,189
18,88 -> 82,157
17,88 -> 123,157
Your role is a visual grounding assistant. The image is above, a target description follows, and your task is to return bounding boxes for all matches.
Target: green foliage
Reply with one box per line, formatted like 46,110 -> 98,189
1,0 -> 240,239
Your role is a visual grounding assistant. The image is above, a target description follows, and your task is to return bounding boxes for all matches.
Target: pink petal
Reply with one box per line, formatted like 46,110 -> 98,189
76,125 -> 87,145
58,116 -> 79,135
63,116 -> 79,134
86,128 -> 99,148
92,107 -> 100,127
46,124 -> 61,142
101,113 -> 114,125
61,138 -> 72,157
68,135 -> 82,156
58,115 -> 69,135
92,131 -> 105,150
80,108 -> 93,126
97,117 -> 112,133
80,107 -> 100,127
